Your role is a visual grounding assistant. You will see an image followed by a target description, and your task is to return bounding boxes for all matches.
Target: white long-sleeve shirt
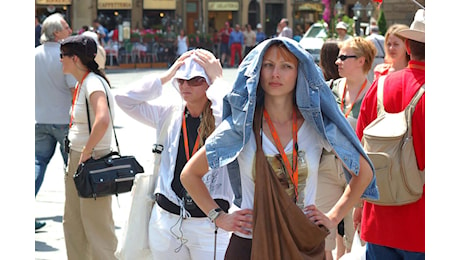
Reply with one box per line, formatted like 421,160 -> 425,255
115,75 -> 234,207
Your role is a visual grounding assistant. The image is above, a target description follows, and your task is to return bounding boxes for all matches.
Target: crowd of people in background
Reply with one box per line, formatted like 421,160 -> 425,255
35,7 -> 425,260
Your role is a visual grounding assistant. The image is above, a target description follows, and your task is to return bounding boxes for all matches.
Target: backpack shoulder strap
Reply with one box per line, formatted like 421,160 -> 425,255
405,84 -> 425,137
408,84 -> 425,109
376,75 -> 387,117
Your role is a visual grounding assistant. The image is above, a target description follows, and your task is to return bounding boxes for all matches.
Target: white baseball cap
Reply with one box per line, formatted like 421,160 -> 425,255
172,53 -> 211,89
336,21 -> 348,31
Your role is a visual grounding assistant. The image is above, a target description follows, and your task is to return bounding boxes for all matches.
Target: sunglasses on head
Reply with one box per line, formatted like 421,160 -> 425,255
177,77 -> 207,87
337,55 -> 358,61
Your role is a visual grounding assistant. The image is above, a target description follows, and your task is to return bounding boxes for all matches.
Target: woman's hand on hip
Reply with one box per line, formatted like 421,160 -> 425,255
215,208 -> 253,235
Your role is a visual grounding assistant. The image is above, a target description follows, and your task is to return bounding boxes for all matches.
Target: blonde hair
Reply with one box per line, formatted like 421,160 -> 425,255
198,100 -> 215,147
339,37 -> 377,74
384,24 -> 410,62
385,24 -> 409,44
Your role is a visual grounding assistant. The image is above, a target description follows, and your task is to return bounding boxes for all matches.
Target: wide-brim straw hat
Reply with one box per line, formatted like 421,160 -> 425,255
397,9 -> 425,43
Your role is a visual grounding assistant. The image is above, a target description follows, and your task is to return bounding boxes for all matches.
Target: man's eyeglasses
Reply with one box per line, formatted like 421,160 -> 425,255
60,53 -> 72,59
177,77 -> 207,87
337,55 -> 358,61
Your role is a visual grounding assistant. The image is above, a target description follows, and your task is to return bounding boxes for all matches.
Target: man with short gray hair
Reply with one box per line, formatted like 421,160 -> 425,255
35,13 -> 76,231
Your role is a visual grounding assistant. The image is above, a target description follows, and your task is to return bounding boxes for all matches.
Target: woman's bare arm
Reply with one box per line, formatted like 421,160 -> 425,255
181,147 -> 253,234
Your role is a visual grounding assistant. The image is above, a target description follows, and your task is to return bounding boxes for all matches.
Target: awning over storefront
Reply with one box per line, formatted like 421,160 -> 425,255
98,0 -> 132,10
298,3 -> 323,12
144,0 -> 176,10
36,0 -> 71,5
208,1 -> 239,11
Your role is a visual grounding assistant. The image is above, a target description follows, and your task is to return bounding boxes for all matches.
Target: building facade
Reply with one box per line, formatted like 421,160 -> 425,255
36,0 -> 425,40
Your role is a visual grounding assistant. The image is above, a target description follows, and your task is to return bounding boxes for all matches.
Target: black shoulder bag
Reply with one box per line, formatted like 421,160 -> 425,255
73,79 -> 144,199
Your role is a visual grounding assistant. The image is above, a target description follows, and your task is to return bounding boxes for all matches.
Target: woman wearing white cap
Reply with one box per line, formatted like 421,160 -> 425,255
115,49 -> 234,259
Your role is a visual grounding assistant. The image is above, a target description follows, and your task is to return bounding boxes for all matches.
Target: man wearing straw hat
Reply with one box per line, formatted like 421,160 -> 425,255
355,9 -> 425,259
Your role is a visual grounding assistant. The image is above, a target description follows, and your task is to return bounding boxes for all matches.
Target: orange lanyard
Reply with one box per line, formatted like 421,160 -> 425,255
341,79 -> 367,118
69,71 -> 90,128
182,111 -> 201,161
263,107 -> 299,200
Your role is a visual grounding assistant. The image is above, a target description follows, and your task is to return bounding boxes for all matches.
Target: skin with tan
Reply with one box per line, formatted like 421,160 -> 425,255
180,44 -> 373,236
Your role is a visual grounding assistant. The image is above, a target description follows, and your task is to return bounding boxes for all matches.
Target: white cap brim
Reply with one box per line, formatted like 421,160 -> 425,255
172,53 -> 211,89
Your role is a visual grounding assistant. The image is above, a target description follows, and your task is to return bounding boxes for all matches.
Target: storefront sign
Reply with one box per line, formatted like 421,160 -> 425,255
298,3 -> 323,12
144,0 -> 176,10
98,0 -> 132,10
36,0 -> 71,5
208,2 -> 239,11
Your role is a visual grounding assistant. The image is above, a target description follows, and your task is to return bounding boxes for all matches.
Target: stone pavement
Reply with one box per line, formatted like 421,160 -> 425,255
34,67 -> 240,260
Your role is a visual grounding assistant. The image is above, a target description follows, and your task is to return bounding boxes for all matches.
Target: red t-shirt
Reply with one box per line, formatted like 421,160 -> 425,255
219,28 -> 232,44
356,60 -> 425,253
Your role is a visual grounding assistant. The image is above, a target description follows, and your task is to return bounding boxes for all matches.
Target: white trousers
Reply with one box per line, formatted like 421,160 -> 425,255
148,203 -> 230,260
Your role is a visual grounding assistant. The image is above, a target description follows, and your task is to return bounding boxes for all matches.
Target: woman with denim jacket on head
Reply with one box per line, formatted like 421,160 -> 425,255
181,37 -> 378,259
115,49 -> 234,260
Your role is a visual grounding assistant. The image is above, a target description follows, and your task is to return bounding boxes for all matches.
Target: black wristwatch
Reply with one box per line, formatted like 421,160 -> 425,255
208,208 -> 223,223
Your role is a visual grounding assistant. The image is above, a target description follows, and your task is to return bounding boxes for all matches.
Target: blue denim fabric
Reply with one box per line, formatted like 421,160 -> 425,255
366,243 -> 425,260
35,124 -> 69,196
226,159 -> 242,207
205,37 -> 378,200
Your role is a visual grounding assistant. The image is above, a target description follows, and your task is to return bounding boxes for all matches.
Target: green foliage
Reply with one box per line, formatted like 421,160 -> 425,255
130,31 -> 141,38
377,9 -> 387,35
144,33 -> 155,39
130,31 -> 141,42
188,33 -> 213,46
341,16 -> 355,36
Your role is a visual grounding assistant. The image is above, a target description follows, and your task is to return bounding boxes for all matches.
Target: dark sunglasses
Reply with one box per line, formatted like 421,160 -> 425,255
177,77 -> 207,87
60,53 -> 73,59
337,55 -> 358,61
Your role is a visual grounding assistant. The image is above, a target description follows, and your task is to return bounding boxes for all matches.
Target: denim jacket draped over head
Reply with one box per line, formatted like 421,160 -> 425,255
205,37 -> 378,200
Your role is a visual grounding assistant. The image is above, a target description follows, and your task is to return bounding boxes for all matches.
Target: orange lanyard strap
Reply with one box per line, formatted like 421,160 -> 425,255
69,71 -> 90,128
182,110 -> 201,161
263,107 -> 299,200
341,79 -> 367,118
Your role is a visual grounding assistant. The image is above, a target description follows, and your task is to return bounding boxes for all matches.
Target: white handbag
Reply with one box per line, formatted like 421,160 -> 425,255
115,108 -> 177,260
115,172 -> 156,260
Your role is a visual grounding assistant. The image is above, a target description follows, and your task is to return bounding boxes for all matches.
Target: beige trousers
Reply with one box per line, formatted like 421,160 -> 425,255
316,153 -> 354,251
63,149 -> 118,260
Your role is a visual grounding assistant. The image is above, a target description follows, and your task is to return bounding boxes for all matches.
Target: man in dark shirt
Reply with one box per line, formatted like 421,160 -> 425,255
35,16 -> 42,47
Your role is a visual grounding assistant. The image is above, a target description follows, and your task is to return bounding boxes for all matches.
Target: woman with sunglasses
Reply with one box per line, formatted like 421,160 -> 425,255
315,36 -> 376,259
180,37 -> 377,259
333,37 -> 376,129
115,49 -> 234,259
60,35 -> 118,260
